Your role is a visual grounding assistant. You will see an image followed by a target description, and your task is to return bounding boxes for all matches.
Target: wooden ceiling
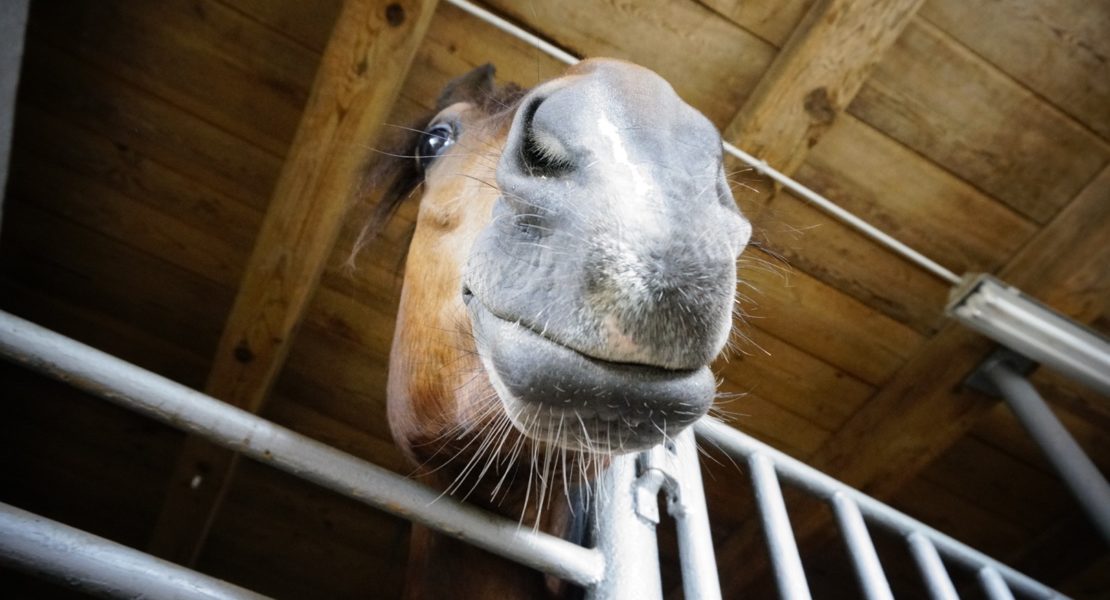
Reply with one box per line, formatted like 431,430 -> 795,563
1,0 -> 1107,598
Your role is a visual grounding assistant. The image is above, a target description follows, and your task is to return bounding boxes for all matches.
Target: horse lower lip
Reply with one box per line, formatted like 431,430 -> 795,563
467,300 -> 715,446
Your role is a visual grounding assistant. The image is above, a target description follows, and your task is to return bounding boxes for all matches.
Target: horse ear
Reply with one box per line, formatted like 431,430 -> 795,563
436,63 -> 497,109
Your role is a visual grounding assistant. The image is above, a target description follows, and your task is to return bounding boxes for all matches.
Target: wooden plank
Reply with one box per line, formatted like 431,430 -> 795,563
717,326 -> 874,430
29,0 -> 318,156
14,105 -> 262,253
696,0 -> 816,47
195,459 -> 410,600
723,0 -> 925,176
718,163 -> 1110,597
739,246 -> 924,385
147,0 -> 439,564
850,18 -> 1110,223
19,38 -> 281,207
920,0 -> 1110,140
227,0 -> 343,53
9,151 -> 247,289
2,202 -> 233,359
972,402 -> 1110,477
0,279 -> 210,389
482,0 -> 776,127
1,363 -> 183,548
800,114 -> 1038,275
753,188 -> 951,333
919,436 -> 1073,533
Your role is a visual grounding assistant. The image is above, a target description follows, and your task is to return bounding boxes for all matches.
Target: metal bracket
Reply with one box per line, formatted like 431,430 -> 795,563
964,347 -> 1037,397
634,441 -> 686,524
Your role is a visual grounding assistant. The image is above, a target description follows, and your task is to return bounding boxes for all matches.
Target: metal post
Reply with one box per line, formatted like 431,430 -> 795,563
748,452 -> 813,600
0,0 -> 29,231
0,501 -> 271,600
828,492 -> 894,600
906,532 -> 959,600
587,453 -> 663,600
982,359 -> 1110,544
671,428 -> 722,600
0,311 -> 604,588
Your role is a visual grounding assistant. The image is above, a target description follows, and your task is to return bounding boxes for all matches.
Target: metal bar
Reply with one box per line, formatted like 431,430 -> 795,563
720,141 -> 960,284
671,428 -> 723,600
979,567 -> 1017,600
950,274 -> 1110,396
441,0 -> 962,286
444,0 -> 578,65
983,360 -> 1110,544
0,311 -> 604,588
748,452 -> 813,600
695,419 -> 1064,599
0,501 -> 270,600
906,532 -> 959,600
828,492 -> 894,600
587,453 -> 663,600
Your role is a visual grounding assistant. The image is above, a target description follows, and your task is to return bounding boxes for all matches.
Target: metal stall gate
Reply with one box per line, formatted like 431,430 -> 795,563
0,310 -> 1074,599
1,0 -> 1104,598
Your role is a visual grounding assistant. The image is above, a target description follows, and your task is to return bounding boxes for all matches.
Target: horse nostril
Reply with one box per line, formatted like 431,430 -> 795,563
518,96 -> 572,178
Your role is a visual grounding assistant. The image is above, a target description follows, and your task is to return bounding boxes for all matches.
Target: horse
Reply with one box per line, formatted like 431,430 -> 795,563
361,58 -> 751,599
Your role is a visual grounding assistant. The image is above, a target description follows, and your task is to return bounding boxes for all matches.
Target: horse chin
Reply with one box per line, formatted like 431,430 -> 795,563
466,295 -> 715,455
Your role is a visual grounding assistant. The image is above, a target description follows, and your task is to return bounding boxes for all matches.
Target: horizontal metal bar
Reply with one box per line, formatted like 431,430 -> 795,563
748,453 -> 813,600
828,492 -> 894,600
984,360 -> 1110,544
0,501 -> 270,600
695,419 -> 1066,599
444,0 -> 578,65
721,142 -> 961,285
906,532 -> 959,600
0,310 -> 605,587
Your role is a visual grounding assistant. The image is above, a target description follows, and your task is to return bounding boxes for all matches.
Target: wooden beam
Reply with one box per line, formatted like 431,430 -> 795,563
716,164 -> 1110,597
147,0 -> 438,564
723,0 -> 925,175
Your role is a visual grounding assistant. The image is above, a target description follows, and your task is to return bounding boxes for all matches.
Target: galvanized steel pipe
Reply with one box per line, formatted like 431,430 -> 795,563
0,501 -> 271,600
0,311 -> 605,588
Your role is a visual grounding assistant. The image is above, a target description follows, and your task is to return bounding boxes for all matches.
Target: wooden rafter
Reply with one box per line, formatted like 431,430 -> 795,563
724,0 -> 925,175
716,165 -> 1110,596
146,0 -> 439,564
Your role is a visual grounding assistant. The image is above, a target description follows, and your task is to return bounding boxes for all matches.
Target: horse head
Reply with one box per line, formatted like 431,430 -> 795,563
379,58 -> 750,510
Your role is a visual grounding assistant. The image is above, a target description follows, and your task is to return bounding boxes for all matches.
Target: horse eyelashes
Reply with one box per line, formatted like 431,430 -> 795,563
416,122 -> 456,171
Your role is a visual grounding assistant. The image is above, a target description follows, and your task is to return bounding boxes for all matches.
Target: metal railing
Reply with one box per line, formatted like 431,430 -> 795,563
0,309 -> 1071,598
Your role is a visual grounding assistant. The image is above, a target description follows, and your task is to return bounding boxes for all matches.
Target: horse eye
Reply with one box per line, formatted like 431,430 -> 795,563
416,123 -> 456,171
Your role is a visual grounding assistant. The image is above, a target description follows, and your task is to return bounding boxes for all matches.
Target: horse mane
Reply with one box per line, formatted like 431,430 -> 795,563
350,65 -> 529,261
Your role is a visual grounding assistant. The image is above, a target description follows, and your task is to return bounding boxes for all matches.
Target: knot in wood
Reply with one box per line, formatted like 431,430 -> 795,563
386,3 -> 406,27
233,339 -> 255,364
803,87 -> 837,125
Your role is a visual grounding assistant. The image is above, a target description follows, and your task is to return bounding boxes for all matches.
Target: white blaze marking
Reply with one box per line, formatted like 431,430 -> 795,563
596,114 -> 662,237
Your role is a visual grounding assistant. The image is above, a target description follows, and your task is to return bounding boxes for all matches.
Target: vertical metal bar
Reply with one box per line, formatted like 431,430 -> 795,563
0,501 -> 271,600
906,532 -> 959,600
0,0 -> 30,231
671,428 -> 722,600
979,567 -> 1016,600
748,452 -> 813,600
828,492 -> 894,600
587,453 -> 663,600
983,360 -> 1110,544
